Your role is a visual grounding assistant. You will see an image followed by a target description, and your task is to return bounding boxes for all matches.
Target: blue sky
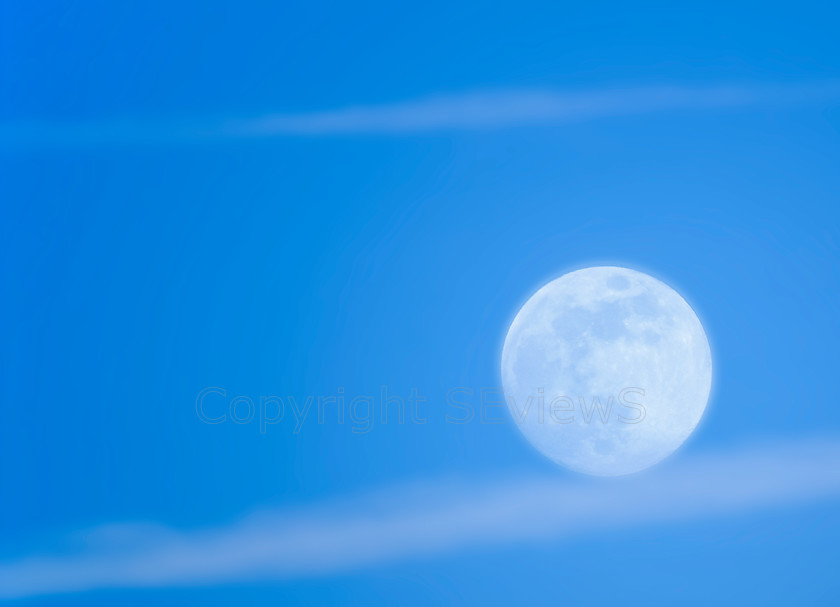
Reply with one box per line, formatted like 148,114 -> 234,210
2,1 -> 840,604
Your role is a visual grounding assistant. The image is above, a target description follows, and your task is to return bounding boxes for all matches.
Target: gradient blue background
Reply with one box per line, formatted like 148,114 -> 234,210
2,1 -> 840,604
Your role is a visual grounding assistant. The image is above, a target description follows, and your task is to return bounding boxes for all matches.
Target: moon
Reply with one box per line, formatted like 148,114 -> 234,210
501,266 -> 711,476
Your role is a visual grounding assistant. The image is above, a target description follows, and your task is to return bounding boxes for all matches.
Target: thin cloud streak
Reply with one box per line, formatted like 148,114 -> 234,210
2,81 -> 839,148
231,85 -> 757,135
2,438 -> 840,600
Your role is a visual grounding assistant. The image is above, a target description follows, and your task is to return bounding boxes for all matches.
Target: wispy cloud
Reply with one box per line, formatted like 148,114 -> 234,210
2,81 -> 839,149
2,437 -> 840,600
230,81 -> 839,135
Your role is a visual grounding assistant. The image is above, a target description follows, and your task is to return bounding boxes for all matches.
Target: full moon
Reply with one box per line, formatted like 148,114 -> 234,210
501,266 -> 711,476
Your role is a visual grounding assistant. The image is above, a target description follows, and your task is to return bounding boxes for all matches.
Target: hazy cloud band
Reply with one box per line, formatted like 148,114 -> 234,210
2,437 -> 840,600
2,81 -> 839,148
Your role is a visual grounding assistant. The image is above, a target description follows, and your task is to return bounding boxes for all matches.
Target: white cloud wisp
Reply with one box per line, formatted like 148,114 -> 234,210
2,81 -> 839,148
2,437 -> 840,600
